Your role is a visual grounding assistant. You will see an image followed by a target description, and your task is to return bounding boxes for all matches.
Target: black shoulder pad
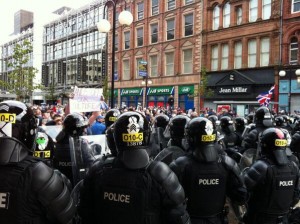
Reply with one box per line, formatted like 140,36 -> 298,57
244,160 -> 269,190
148,161 -> 185,206
222,155 -> 241,176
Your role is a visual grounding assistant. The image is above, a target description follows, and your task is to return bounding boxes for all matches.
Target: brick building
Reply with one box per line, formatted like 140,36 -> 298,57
278,0 -> 300,113
107,0 -> 202,111
202,0 -> 282,116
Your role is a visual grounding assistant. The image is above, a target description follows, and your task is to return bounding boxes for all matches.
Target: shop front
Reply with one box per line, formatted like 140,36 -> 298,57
147,86 -> 174,108
120,88 -> 143,108
204,69 -> 275,117
178,85 -> 194,111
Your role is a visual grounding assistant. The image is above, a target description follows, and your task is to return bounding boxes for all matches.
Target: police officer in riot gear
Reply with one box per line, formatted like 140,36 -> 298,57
242,106 -> 274,154
234,117 -> 247,141
154,115 -> 190,165
170,117 -> 247,224
104,108 -> 121,128
79,111 -> 191,224
220,116 -> 242,149
149,113 -> 170,157
243,127 -> 300,224
54,112 -> 93,186
0,100 -> 75,223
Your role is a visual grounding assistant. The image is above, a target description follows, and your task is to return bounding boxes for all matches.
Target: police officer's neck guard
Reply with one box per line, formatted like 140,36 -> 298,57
193,143 -> 218,163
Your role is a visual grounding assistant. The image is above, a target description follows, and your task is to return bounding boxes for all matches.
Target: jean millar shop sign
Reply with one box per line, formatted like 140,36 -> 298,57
216,86 -> 252,94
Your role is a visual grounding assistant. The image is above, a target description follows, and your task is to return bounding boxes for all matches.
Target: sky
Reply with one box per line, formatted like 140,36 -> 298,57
0,0 -> 94,44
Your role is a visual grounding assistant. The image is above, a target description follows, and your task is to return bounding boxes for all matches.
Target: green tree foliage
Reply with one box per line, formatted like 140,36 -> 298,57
102,75 -> 110,102
193,67 -> 214,97
0,39 -> 42,101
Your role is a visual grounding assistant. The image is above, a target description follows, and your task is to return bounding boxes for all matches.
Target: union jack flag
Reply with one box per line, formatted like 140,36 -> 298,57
256,85 -> 275,106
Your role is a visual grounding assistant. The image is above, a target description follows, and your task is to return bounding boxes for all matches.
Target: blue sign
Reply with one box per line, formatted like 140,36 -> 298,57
138,60 -> 147,77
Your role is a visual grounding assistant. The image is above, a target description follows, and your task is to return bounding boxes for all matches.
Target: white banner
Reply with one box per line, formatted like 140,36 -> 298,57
70,87 -> 103,113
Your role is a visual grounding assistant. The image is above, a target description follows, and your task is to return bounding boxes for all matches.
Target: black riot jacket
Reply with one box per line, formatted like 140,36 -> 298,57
79,156 -> 190,224
244,157 -> 300,217
170,153 -> 247,219
0,137 -> 75,224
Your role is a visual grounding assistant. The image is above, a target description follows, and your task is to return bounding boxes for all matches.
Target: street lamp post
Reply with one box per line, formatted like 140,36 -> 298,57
97,1 -> 133,108
141,75 -> 152,108
279,68 -> 300,114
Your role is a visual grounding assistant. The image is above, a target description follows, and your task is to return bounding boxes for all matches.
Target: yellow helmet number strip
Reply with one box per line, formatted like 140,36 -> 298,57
0,113 -> 16,124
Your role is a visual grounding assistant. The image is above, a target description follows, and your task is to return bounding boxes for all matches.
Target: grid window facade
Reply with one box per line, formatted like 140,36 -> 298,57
166,19 -> 175,40
221,44 -> 229,70
248,39 -> 257,67
249,0 -> 258,22
183,49 -> 193,74
150,23 -> 158,44
165,52 -> 174,76
293,0 -> 300,13
211,45 -> 218,71
184,14 -> 194,36
290,37 -> 298,64
123,59 -> 130,80
124,31 -> 130,50
151,0 -> 159,16
262,0 -> 271,20
213,6 -> 220,30
234,41 -> 242,69
223,2 -> 230,28
137,27 -> 144,47
260,37 -> 270,66
150,55 -> 158,77
167,0 -> 176,11
137,2 -> 144,20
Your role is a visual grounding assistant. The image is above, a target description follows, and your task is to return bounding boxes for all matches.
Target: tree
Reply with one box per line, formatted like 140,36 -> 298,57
0,39 -> 42,101
102,75 -> 110,103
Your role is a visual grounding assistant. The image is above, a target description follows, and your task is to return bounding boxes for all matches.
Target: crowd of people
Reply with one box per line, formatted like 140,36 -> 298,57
1,100 -> 300,224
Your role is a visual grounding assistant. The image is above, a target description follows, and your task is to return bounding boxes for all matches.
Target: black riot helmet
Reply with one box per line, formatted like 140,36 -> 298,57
185,117 -> 218,162
290,132 -> 300,153
105,123 -> 117,156
235,117 -> 247,132
254,106 -> 273,127
63,112 -> 89,137
246,113 -> 254,124
274,116 -> 285,127
220,116 -> 234,133
113,111 -> 150,169
165,115 -> 190,139
0,100 -> 37,152
259,127 -> 288,165
154,113 -> 170,130
104,109 -> 121,128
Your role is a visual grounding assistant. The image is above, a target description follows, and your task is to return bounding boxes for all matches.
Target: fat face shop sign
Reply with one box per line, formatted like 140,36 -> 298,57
216,86 -> 251,95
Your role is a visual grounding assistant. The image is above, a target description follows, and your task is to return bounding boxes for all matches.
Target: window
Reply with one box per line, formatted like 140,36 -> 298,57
123,59 -> 130,80
260,37 -> 270,66
165,52 -> 174,76
114,61 -> 118,80
221,44 -> 229,69
292,0 -> 300,13
290,37 -> 298,64
150,23 -> 158,43
185,0 -> 194,4
262,0 -> 271,20
223,2 -> 230,28
166,19 -> 175,40
137,2 -> 144,20
183,49 -> 193,74
213,6 -> 220,30
211,45 -> 218,71
115,35 -> 118,51
248,39 -> 257,67
236,7 -> 242,25
167,0 -> 176,11
136,27 -> 144,47
151,0 -> 159,15
184,14 -> 194,36
124,31 -> 130,49
150,55 -> 158,77
249,0 -> 258,22
234,41 -> 242,69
